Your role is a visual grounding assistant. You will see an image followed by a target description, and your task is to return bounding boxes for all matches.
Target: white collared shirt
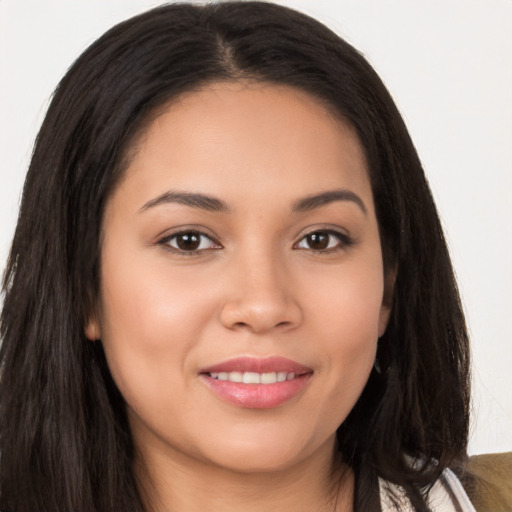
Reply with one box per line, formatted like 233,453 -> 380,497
379,468 -> 477,511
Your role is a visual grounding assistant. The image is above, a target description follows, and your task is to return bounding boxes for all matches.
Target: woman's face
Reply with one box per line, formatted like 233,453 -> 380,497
87,82 -> 391,474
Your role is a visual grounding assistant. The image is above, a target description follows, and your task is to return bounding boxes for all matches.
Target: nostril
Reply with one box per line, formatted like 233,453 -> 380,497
219,295 -> 303,334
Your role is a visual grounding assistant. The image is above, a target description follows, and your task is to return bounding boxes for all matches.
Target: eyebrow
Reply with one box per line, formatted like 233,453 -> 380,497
139,188 -> 367,215
292,189 -> 367,215
139,191 -> 229,213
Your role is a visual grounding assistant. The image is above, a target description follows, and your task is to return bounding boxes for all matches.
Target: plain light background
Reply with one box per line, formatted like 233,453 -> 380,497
1,0 -> 511,456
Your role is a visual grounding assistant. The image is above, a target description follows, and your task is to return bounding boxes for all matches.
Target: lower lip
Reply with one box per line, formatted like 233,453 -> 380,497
200,373 -> 313,409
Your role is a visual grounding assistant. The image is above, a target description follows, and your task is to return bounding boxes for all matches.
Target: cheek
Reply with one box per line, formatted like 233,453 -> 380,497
303,257 -> 384,418
100,241 -> 215,343
96,249 -> 216,411
320,287 -> 379,391
307,253 -> 385,345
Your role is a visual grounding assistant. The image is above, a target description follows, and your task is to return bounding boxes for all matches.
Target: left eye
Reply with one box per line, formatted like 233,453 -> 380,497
295,230 -> 348,251
161,231 -> 220,252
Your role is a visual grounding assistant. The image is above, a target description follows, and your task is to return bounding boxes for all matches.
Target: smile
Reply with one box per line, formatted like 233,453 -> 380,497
200,356 -> 313,409
208,371 -> 297,384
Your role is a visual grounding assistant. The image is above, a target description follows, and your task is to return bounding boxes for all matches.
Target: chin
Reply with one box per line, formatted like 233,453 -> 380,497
199,427 -> 331,474
209,450 -> 304,474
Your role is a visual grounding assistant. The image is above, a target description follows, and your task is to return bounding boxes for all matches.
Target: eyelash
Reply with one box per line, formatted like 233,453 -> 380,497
293,229 -> 353,253
157,230 -> 222,254
157,228 -> 353,255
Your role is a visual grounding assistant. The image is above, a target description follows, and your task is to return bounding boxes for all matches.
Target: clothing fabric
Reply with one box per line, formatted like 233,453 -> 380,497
379,452 -> 512,511
458,452 -> 512,511
379,468 -> 477,511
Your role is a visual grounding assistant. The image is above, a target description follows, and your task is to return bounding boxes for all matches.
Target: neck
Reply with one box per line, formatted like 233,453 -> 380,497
135,437 -> 354,512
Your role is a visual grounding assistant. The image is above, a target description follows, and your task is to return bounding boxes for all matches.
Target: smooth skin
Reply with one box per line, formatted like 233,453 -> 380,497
86,82 -> 392,511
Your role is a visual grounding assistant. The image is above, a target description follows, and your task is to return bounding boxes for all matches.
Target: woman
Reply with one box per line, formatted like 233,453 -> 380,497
0,2 -> 501,511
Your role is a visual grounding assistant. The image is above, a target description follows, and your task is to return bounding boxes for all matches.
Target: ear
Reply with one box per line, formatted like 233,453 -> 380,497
378,266 -> 397,337
378,304 -> 392,337
85,306 -> 101,341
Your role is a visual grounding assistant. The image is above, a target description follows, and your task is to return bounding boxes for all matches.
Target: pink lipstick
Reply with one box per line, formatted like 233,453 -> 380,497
199,356 -> 313,409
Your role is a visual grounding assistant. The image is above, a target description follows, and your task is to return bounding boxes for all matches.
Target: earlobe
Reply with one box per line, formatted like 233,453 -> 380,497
378,305 -> 392,337
85,319 -> 101,341
378,266 -> 397,337
84,287 -> 102,340
85,309 -> 101,341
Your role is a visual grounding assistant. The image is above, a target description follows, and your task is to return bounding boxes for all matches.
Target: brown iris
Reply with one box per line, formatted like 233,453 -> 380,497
305,232 -> 330,250
175,233 -> 201,251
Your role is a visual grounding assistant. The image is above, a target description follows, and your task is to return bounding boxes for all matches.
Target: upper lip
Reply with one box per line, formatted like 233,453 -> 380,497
200,356 -> 312,375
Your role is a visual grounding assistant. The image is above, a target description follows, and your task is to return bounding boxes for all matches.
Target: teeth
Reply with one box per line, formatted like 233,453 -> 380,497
229,371 -> 243,383
260,372 -> 277,384
209,371 -> 298,384
243,372 -> 260,384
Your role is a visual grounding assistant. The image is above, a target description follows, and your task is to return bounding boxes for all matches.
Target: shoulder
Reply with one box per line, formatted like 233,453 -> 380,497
456,452 -> 512,512
379,465 -> 478,511
379,468 -> 475,511
379,453 -> 512,511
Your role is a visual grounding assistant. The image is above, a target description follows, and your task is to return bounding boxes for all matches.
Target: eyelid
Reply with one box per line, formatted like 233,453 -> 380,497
156,227 -> 222,254
154,224 -> 353,255
293,226 -> 354,252
294,224 -> 351,240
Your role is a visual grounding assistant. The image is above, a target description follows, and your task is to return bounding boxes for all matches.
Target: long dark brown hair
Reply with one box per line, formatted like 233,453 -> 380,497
0,3 -> 470,511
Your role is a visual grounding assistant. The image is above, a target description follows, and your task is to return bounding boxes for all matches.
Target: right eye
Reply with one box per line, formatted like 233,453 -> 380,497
294,229 -> 353,253
158,230 -> 221,253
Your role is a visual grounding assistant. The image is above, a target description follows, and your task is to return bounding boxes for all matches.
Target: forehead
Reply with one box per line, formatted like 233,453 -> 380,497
114,81 -> 373,213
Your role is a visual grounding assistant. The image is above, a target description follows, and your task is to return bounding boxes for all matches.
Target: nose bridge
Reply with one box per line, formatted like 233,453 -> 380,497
219,242 -> 302,333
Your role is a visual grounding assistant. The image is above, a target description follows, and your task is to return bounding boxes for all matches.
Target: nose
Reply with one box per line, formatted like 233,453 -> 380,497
219,252 -> 303,334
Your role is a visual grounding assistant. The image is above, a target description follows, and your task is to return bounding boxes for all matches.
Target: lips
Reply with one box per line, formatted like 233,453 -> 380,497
199,356 -> 313,409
